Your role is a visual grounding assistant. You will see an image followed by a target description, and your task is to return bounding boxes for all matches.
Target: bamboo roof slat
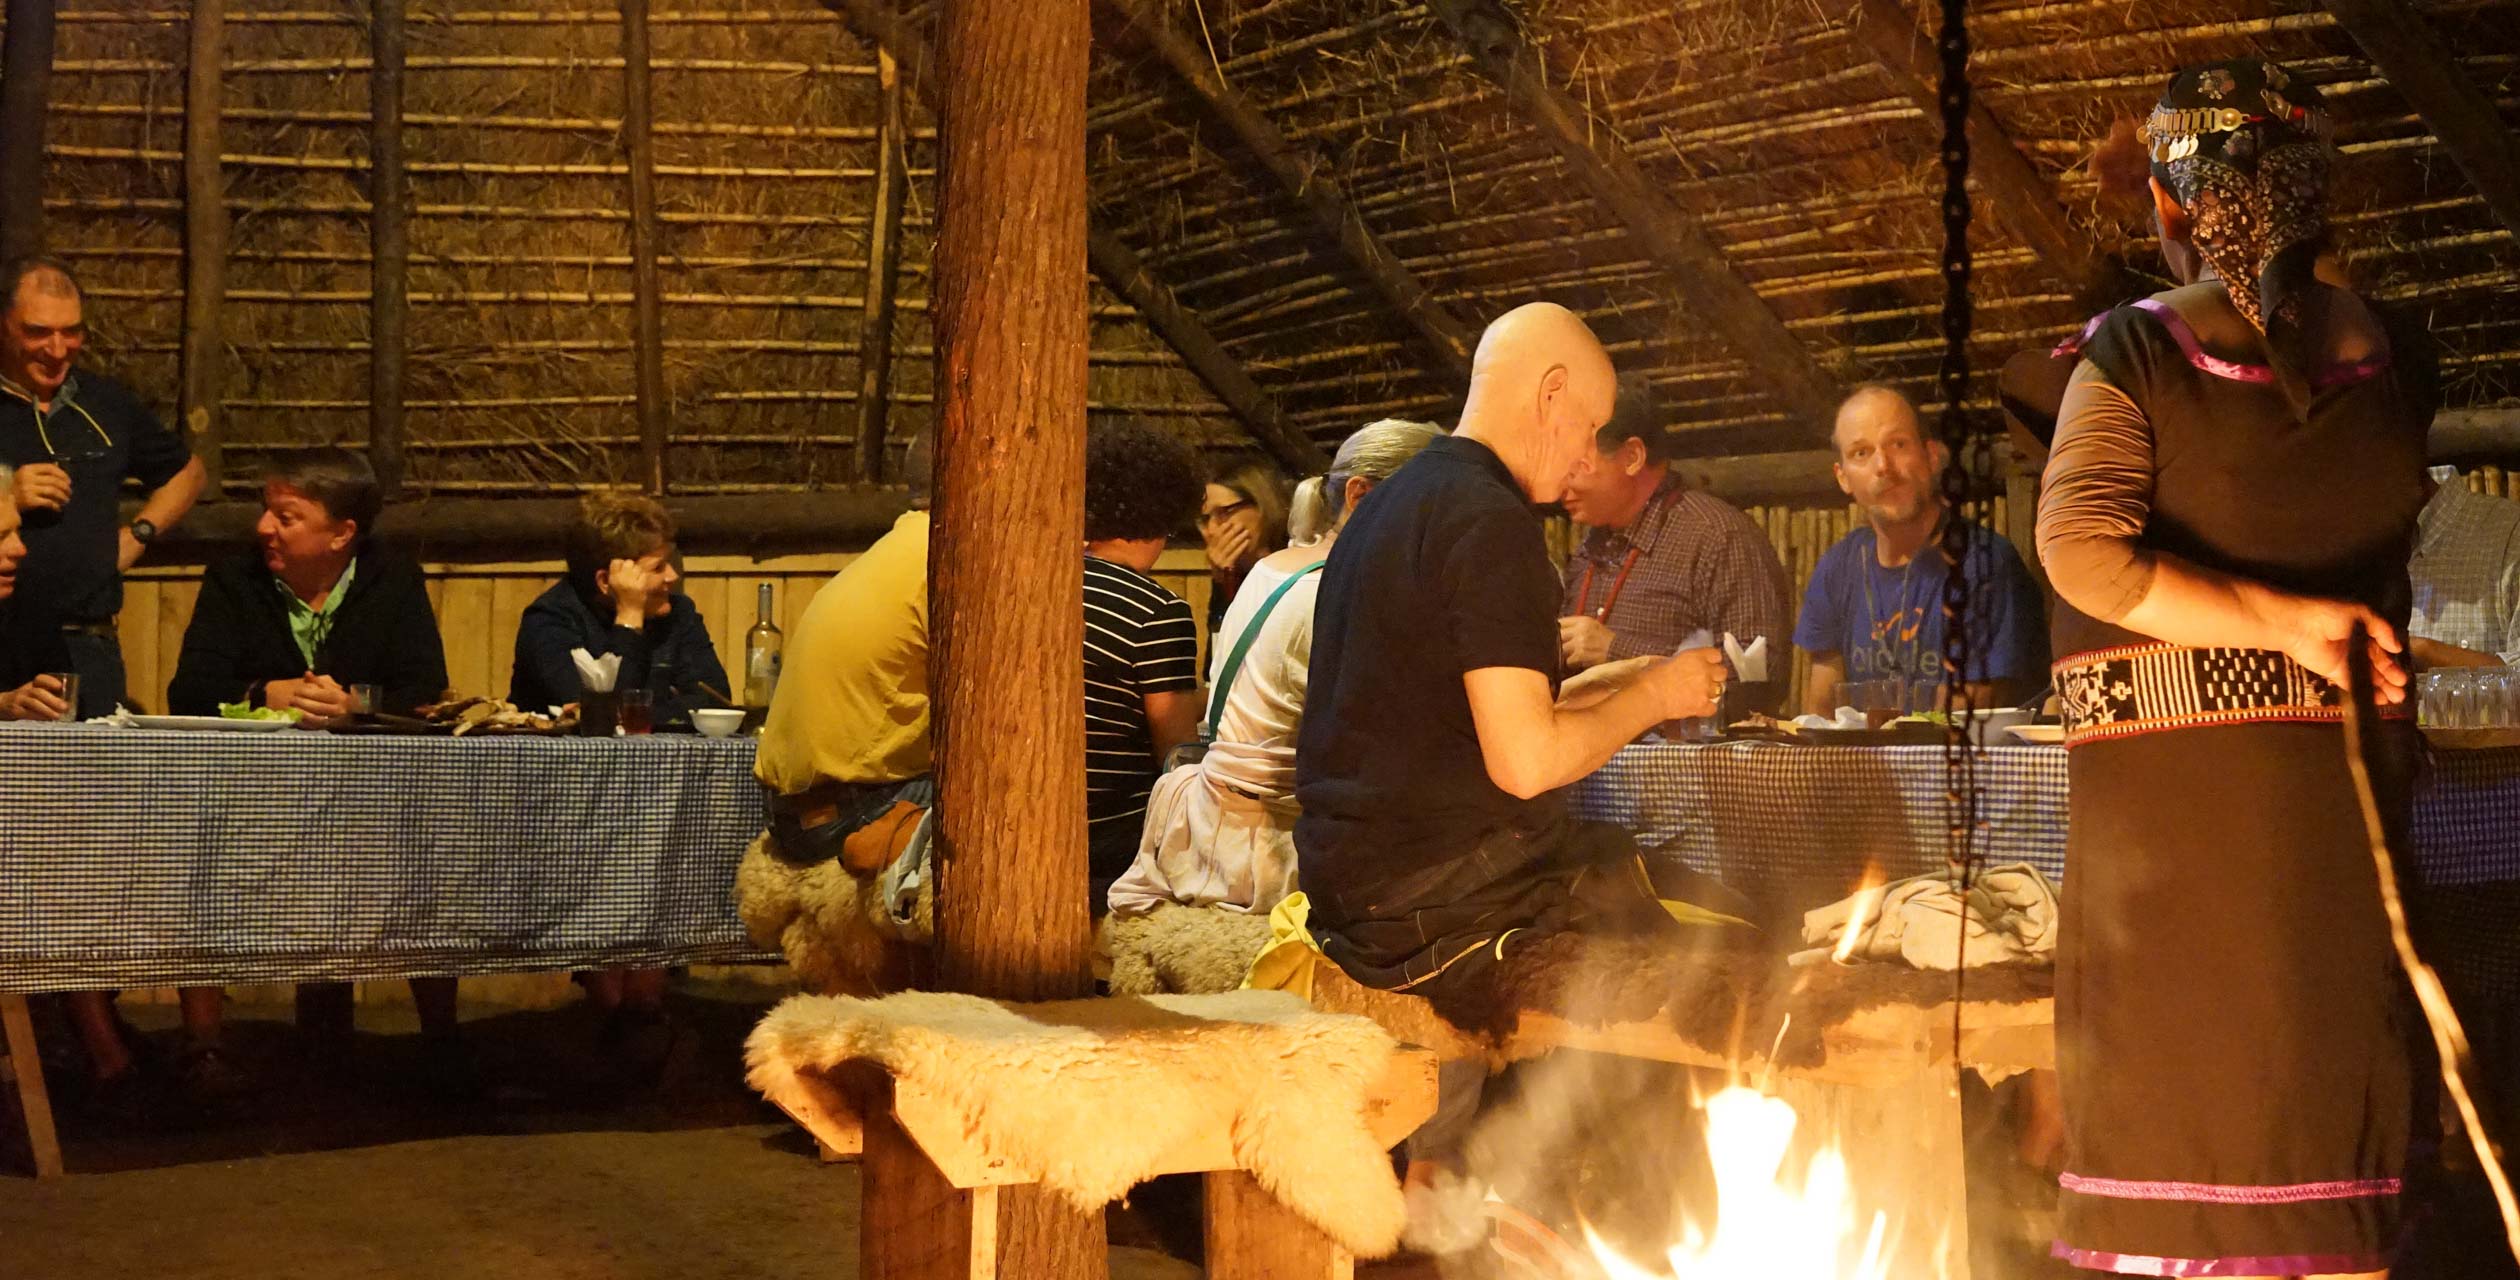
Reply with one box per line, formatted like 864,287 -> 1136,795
54,9 -> 849,25
49,101 -> 934,141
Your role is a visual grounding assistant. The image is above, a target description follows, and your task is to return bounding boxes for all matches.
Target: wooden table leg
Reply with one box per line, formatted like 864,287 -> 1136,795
861,1099 -> 1001,1280
0,994 -> 64,1178
1204,1168 -> 1353,1280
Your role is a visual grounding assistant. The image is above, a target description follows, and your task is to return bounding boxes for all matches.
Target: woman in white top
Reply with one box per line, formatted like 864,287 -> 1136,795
1108,420 -> 1445,916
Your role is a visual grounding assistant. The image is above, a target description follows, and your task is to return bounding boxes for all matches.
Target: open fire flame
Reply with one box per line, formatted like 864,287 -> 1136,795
1577,1086 -> 1901,1280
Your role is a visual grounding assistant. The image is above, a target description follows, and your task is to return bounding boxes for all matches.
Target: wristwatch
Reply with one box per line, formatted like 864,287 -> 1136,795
129,518 -> 157,546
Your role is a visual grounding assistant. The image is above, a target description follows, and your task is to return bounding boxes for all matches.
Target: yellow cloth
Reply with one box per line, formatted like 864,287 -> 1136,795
1240,891 -> 1325,1000
756,511 -> 931,793
1238,888 -> 1749,1002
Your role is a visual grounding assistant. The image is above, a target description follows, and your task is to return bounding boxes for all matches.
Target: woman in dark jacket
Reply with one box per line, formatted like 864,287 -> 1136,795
165,448 -> 464,1081
167,449 -> 447,720
509,490 -> 727,730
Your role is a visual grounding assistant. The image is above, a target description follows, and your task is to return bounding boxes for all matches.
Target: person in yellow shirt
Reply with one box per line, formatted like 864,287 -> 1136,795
738,434 -> 935,992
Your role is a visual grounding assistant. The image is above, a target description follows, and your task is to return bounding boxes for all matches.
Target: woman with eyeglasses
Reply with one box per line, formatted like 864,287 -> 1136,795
1199,453 -> 1292,638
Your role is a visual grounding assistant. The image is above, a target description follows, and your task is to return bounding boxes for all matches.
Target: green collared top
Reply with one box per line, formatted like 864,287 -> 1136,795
276,558 -> 358,667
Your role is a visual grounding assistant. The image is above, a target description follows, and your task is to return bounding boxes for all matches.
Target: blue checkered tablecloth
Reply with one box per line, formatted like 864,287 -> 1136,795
0,723 -> 776,993
1571,740 -> 2520,913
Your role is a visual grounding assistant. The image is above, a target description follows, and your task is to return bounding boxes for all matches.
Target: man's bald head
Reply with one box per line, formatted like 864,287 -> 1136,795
1457,302 -> 1619,505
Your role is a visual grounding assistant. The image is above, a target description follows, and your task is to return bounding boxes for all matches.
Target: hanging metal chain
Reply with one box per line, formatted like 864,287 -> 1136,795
1933,0 -> 1982,886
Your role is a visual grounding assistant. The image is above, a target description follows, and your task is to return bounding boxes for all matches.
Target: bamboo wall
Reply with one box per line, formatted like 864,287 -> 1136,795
25,3 -> 1246,500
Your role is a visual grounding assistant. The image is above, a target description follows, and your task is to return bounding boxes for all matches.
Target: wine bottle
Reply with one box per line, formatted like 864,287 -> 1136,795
743,583 -> 783,724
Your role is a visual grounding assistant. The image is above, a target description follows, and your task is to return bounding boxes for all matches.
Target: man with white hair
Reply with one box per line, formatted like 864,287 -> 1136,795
1296,302 -> 1734,1014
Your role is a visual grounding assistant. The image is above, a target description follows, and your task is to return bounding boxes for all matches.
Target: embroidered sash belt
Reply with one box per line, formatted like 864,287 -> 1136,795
2054,642 -> 2409,747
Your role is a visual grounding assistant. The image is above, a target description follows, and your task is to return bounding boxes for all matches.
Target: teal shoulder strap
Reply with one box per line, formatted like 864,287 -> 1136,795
1204,561 -> 1326,738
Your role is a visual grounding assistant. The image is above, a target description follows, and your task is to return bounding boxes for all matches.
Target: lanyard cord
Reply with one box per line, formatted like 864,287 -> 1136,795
6,386 -> 116,460
1574,547 -> 1642,622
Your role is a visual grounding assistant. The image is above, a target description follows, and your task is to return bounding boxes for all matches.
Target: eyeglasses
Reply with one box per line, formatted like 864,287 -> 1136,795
1198,498 -> 1254,527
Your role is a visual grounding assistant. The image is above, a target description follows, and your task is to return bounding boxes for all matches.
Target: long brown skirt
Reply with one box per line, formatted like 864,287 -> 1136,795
2054,721 -> 2418,1276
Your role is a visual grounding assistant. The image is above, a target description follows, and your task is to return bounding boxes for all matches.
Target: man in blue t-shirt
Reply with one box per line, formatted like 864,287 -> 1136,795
1793,385 -> 2047,716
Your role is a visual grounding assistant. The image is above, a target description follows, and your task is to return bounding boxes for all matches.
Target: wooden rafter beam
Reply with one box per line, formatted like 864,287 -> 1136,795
1426,0 -> 1846,445
1101,0 -> 1479,381
620,0 -> 669,494
819,0 -> 1327,475
367,0 -> 407,495
0,0 -> 54,261
1846,0 -> 2124,307
180,0 -> 227,491
2324,0 -> 2520,249
853,44 -> 907,483
1088,228 -> 1328,473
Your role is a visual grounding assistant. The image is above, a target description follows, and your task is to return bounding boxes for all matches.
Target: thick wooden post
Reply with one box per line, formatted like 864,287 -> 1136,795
923,0 -> 1100,1272
0,0 -> 56,261
854,42 -> 907,484
620,0 -> 668,494
368,0 -> 407,496
181,0 -> 228,491
822,0 -> 1320,477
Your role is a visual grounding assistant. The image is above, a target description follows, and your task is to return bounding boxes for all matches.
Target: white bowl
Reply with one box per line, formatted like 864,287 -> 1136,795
691,708 -> 746,738
1967,707 -> 2033,744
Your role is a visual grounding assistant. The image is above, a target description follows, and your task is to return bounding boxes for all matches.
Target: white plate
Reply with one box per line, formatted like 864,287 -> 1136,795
130,714 -> 297,733
2005,724 -> 2064,746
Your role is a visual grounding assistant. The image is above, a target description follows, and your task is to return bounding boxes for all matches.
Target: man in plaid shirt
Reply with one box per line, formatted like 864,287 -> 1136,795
1558,375 -> 1794,714
2410,464 -> 2520,669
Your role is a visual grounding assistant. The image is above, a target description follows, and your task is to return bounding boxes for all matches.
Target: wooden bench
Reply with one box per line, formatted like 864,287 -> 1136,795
750,991 -> 1439,1280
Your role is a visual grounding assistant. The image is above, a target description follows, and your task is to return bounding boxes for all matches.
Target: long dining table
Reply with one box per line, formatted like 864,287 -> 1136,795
0,721 -> 776,1177
1569,738 -> 2520,909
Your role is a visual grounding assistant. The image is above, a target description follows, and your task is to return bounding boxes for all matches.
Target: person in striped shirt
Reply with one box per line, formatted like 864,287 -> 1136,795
1083,420 -> 1207,890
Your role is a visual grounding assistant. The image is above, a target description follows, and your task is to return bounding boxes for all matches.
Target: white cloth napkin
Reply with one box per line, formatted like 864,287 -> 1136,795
1790,706 -> 1868,729
1723,633 -> 1769,683
570,648 -> 620,693
1792,863 -> 2059,971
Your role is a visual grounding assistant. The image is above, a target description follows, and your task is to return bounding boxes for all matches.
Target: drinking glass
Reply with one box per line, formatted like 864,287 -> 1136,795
617,687 -> 654,736
349,683 -> 380,716
1843,678 -> 1908,728
2487,669 -> 2519,729
43,672 -> 77,722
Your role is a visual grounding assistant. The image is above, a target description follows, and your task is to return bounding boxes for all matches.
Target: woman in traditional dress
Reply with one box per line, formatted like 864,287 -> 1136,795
2038,59 -> 2437,1278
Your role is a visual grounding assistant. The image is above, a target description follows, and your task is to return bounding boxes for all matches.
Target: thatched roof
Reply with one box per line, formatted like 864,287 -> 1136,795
19,0 -> 2520,501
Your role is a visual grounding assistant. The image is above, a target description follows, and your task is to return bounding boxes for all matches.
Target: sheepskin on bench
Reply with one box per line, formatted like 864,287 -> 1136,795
734,832 -> 931,995
744,987 -> 1416,1257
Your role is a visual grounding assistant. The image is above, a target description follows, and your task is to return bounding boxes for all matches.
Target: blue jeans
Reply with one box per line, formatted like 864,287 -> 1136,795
59,628 -> 126,720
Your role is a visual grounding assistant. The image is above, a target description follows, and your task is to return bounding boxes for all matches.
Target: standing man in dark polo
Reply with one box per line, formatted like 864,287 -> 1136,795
0,256 -> 206,717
